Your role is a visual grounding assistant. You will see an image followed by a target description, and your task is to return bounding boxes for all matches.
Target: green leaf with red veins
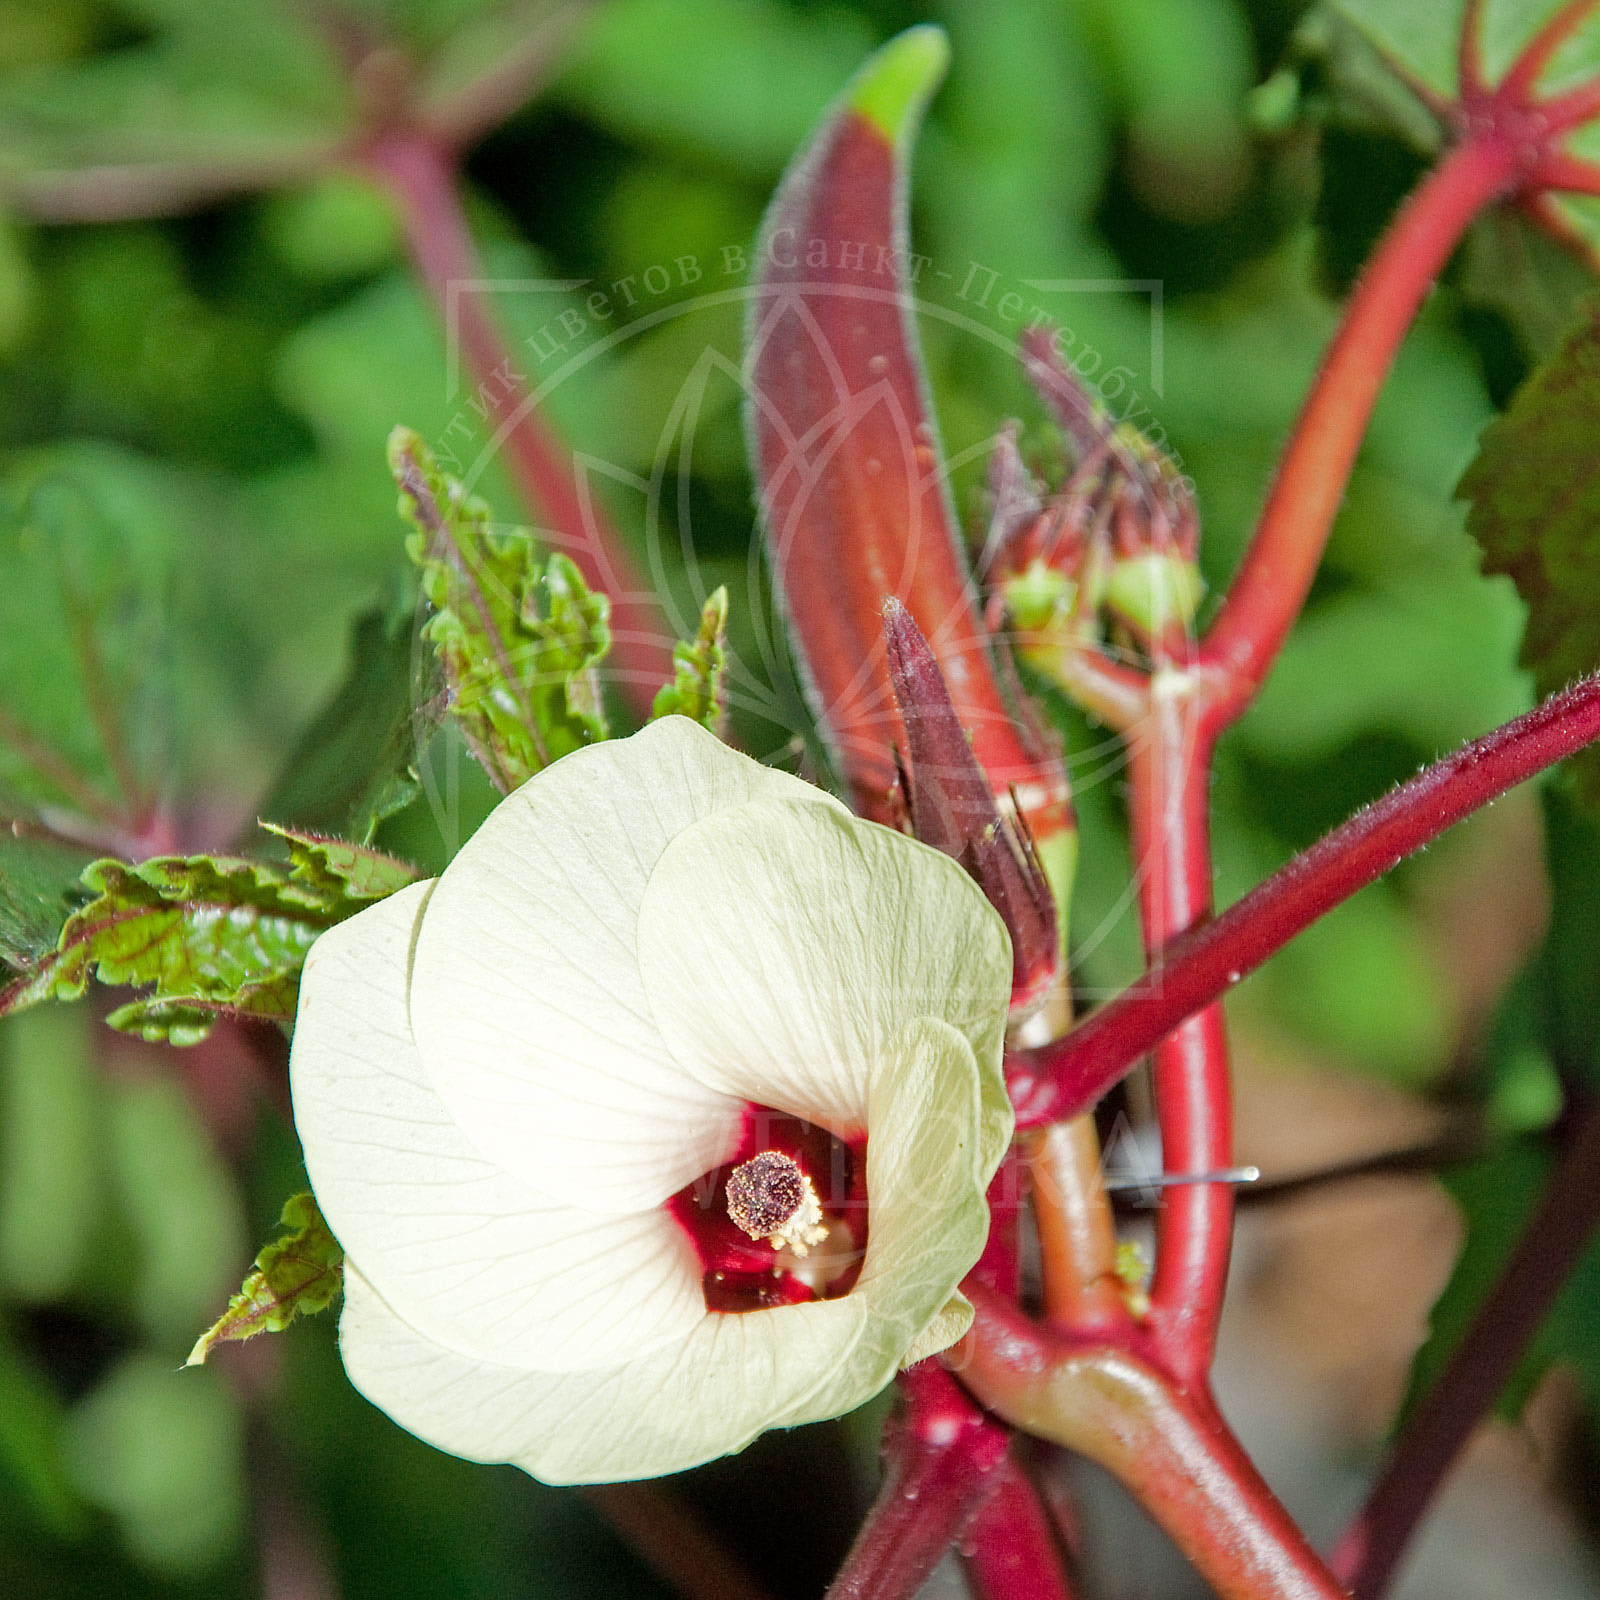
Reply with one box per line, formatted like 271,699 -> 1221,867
187,1191 -> 343,1366
390,427 -> 610,794
253,606 -> 423,845
0,842 -> 413,1044
1459,304 -> 1600,804
1325,1 -> 1600,260
258,822 -> 420,902
745,26 -> 1075,929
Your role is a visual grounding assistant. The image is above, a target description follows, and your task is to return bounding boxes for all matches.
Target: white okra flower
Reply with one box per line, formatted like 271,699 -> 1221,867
290,716 -> 1012,1484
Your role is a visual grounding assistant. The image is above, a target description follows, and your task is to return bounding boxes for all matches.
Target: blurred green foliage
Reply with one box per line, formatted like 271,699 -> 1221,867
0,0 -> 1595,1594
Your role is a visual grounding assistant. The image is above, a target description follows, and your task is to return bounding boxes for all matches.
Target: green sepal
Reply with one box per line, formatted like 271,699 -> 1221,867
186,1192 -> 343,1367
1002,560 -> 1078,634
388,426 -> 610,792
651,587 -> 729,730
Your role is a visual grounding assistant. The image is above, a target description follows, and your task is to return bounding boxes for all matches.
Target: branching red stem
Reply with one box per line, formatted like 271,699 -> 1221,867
1332,1099 -> 1600,1599
1087,120 -> 1550,1381
1012,671 -> 1600,1124
1199,133 -> 1525,720
364,129 -> 670,715
957,1285 -> 1346,1600
1494,0 -> 1600,101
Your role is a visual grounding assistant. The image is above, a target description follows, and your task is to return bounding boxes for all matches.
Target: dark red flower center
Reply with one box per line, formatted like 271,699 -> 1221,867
667,1107 -> 868,1313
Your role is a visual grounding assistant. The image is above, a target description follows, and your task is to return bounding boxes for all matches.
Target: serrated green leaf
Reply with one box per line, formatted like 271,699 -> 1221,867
0,459 -> 172,822
0,844 -> 404,1042
187,1191 -> 343,1366
389,426 -> 610,791
259,822 -> 419,901
106,972 -> 303,1048
1459,304 -> 1600,803
651,586 -> 728,729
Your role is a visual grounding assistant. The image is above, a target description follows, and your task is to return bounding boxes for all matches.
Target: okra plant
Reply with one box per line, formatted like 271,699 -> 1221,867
4,2 -> 1600,1597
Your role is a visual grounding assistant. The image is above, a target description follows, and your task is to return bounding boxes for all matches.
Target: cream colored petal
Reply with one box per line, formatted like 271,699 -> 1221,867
291,883 -> 704,1372
790,1017 -> 1007,1416
336,1017 -> 1008,1483
900,1292 -> 974,1368
410,717 -> 844,1211
637,798 -> 1012,1133
338,1264 -> 870,1485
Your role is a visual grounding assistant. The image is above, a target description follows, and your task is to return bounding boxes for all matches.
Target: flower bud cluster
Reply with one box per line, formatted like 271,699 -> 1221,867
984,329 -> 1203,659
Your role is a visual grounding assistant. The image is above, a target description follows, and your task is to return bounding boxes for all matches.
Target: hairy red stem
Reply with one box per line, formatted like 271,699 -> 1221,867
1126,680 -> 1233,1382
1012,671 -> 1600,1124
1333,1099 -> 1600,1599
957,1286 -> 1346,1600
364,130 -> 669,713
1199,133 -> 1525,719
1104,125 -> 1539,1376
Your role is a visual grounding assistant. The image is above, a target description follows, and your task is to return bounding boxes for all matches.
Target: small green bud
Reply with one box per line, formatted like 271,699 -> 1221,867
1002,559 -> 1077,634
1103,552 -> 1205,638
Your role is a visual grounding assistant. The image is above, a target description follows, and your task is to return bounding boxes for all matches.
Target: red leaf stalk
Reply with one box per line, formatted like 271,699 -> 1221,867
825,1364 -> 1013,1600
1199,133 -> 1527,720
957,1459 -> 1079,1600
365,130 -> 670,714
1126,676 -> 1233,1381
1011,671 -> 1600,1124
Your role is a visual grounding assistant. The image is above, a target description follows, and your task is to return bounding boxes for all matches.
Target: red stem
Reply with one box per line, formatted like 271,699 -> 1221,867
1457,0 -> 1487,98
1126,682 -> 1232,1382
1095,126 -> 1538,1377
1333,1099 -> 1600,1599
825,1364 -> 1013,1600
1531,148 -> 1600,195
1199,133 -> 1525,720
1494,0 -> 1600,101
1012,671 -> 1600,1125
828,1166 -> 1077,1600
363,129 -> 669,715
957,1285 -> 1347,1600
957,1459 -> 1078,1600
1543,77 -> 1600,136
